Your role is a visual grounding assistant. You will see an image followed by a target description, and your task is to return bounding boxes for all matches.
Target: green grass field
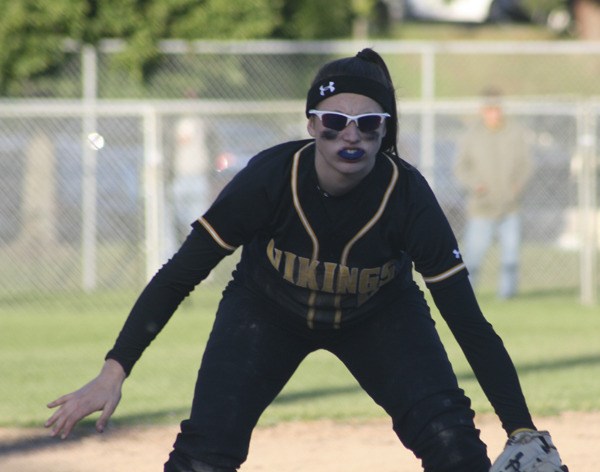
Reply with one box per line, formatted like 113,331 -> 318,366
1,286 -> 599,430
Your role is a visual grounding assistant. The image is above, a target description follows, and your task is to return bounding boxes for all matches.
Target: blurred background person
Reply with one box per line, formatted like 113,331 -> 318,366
169,91 -> 211,250
454,87 -> 533,299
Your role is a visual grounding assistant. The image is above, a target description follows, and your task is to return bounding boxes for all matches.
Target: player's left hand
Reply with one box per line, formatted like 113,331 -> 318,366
490,429 -> 568,472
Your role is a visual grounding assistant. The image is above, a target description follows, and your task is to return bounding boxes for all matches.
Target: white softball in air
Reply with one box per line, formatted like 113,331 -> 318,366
87,132 -> 105,150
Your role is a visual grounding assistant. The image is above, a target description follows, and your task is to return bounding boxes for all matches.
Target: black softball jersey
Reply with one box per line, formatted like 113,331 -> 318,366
107,139 -> 534,434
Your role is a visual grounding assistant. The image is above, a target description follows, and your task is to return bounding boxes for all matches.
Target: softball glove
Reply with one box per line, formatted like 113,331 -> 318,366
490,430 -> 568,472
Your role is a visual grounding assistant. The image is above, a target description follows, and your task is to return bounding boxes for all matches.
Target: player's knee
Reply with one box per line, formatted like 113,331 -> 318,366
393,390 -> 491,472
417,425 -> 491,472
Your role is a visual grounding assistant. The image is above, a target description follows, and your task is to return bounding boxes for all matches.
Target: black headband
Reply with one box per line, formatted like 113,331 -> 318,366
305,75 -> 394,117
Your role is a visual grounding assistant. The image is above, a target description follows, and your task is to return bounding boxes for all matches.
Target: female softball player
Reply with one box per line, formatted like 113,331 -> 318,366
46,49 -> 567,472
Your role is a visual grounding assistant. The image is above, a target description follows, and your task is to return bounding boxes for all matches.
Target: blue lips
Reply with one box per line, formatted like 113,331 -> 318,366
338,148 -> 365,160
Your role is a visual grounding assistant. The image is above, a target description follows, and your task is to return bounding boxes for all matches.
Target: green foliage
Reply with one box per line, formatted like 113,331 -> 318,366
0,0 -> 289,95
351,0 -> 378,17
170,0 -> 284,39
276,0 -> 352,39
0,0 -> 84,94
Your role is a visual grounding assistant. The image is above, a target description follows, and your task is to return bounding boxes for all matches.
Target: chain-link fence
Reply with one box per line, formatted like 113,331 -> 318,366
0,40 -> 598,307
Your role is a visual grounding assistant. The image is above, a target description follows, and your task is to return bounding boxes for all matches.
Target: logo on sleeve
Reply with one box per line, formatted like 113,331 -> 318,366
452,249 -> 461,259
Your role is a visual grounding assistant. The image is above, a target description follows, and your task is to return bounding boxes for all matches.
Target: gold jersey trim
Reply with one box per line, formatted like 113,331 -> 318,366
198,216 -> 237,252
334,153 -> 399,327
291,143 -> 320,328
422,262 -> 467,284
291,149 -> 399,329
291,143 -> 320,261
340,153 -> 398,264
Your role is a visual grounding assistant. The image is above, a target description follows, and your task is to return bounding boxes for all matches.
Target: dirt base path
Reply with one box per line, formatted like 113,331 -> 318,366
1,411 -> 597,471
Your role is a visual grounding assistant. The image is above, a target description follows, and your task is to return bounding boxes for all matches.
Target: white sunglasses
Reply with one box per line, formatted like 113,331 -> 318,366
308,109 -> 390,132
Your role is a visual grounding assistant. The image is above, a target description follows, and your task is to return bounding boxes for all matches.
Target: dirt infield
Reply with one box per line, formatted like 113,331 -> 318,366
1,411 -> 598,471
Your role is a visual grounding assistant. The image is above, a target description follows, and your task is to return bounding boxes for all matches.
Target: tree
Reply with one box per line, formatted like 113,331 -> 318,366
275,0 -> 352,39
275,0 -> 381,40
0,0 -> 285,95
94,0 -> 285,82
0,0 -> 85,95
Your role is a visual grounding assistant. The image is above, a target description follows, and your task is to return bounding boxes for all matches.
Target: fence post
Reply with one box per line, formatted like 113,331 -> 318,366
81,44 -> 98,292
420,44 -> 436,187
578,102 -> 598,305
143,107 -> 167,281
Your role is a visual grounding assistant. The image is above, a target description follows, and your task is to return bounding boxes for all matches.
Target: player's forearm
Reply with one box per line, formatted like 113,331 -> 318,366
430,277 -> 535,434
105,269 -> 191,375
106,228 -> 228,375
457,327 -> 535,434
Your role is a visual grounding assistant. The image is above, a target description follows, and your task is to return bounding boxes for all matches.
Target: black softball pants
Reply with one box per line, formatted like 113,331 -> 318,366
164,284 -> 491,472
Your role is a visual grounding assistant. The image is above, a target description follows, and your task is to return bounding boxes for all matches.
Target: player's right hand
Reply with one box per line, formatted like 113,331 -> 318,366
45,359 -> 126,439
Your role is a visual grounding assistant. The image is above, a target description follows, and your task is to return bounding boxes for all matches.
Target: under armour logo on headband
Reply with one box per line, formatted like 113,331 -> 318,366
306,75 -> 393,119
319,81 -> 335,96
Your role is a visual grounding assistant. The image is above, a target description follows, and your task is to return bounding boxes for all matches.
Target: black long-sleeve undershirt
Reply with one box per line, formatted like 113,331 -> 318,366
105,228 -> 228,376
429,276 -> 536,435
